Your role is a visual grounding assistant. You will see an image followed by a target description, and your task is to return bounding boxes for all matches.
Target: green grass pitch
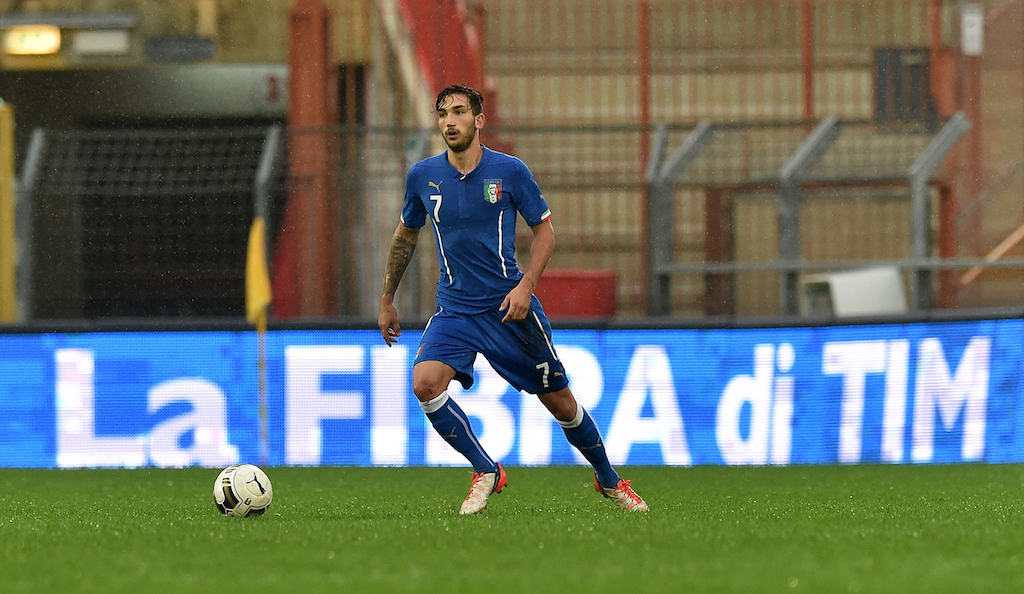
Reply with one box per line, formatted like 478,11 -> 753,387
2,464 -> 1024,592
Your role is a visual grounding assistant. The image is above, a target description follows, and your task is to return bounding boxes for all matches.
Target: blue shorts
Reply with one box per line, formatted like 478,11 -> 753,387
414,295 -> 570,395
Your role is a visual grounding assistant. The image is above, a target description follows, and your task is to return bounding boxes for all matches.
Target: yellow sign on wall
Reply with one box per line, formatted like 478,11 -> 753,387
3,25 -> 61,56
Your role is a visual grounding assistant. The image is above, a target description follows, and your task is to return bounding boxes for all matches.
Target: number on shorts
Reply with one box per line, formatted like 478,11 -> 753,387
536,361 -> 550,389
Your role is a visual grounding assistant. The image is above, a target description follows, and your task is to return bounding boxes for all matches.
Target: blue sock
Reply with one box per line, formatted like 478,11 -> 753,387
560,406 -> 620,488
421,391 -> 497,474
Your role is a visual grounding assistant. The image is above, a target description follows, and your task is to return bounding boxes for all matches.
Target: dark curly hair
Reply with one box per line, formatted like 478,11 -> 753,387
435,84 -> 483,116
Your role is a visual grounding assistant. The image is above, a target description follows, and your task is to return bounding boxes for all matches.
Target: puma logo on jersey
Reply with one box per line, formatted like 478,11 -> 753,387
428,181 -> 443,192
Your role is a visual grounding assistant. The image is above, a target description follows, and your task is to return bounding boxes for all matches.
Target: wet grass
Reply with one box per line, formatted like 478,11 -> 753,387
2,464 -> 1023,592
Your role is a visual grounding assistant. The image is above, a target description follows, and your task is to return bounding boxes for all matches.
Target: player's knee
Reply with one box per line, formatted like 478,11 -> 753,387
412,376 -> 445,402
539,388 -> 577,422
553,400 -> 578,422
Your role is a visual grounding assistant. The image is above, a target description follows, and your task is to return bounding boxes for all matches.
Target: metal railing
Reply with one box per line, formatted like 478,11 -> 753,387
646,114 -> 980,317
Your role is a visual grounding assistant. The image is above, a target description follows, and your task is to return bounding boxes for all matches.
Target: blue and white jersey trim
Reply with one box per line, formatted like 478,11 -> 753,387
531,311 -> 559,361
497,210 -> 508,277
423,306 -> 442,333
431,218 -> 454,285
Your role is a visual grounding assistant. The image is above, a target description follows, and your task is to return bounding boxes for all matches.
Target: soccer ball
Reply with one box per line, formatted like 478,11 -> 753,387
213,464 -> 273,517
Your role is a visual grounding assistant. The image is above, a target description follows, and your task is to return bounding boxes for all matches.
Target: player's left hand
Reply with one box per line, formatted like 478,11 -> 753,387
500,283 -> 533,322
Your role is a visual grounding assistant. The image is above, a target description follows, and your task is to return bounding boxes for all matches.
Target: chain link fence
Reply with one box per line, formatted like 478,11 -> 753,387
13,119 -> 1001,321
18,126 -> 282,320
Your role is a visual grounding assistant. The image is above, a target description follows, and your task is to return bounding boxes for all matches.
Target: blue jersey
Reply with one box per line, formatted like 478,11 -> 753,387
401,146 -> 552,314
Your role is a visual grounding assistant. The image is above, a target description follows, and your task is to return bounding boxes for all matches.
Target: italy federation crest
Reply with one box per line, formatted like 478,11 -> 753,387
484,179 -> 502,203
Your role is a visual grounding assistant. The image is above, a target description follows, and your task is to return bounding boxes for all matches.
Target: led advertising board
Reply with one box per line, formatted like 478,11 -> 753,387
0,320 -> 1014,468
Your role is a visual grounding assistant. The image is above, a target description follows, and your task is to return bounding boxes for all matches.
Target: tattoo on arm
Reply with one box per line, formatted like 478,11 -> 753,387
382,231 -> 418,297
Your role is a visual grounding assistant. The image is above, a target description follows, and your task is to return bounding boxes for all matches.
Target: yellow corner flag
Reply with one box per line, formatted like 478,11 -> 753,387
246,217 -> 273,332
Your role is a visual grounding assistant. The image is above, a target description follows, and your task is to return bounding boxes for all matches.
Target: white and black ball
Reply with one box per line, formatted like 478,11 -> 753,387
213,464 -> 273,517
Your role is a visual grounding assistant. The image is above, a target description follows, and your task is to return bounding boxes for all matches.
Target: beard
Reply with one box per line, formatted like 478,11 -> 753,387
443,126 -> 477,153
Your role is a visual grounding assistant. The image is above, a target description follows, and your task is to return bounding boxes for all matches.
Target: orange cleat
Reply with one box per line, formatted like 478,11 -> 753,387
594,475 -> 649,512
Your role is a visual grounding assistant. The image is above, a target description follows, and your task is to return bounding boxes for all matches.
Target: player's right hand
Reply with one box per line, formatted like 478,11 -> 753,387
378,301 -> 401,346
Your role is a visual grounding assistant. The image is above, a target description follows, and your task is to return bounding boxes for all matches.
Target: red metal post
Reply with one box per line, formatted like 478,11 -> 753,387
638,0 -> 651,174
272,0 -> 339,318
932,0 -> 962,308
937,183 -> 957,308
964,52 -> 984,258
637,0 -> 651,313
704,187 -> 734,316
800,0 -> 814,120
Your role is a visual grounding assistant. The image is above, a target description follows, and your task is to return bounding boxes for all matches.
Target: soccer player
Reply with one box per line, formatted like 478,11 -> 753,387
378,83 -> 648,514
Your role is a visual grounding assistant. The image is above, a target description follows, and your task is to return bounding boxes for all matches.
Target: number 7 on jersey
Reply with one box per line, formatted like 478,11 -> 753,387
430,194 -> 442,222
